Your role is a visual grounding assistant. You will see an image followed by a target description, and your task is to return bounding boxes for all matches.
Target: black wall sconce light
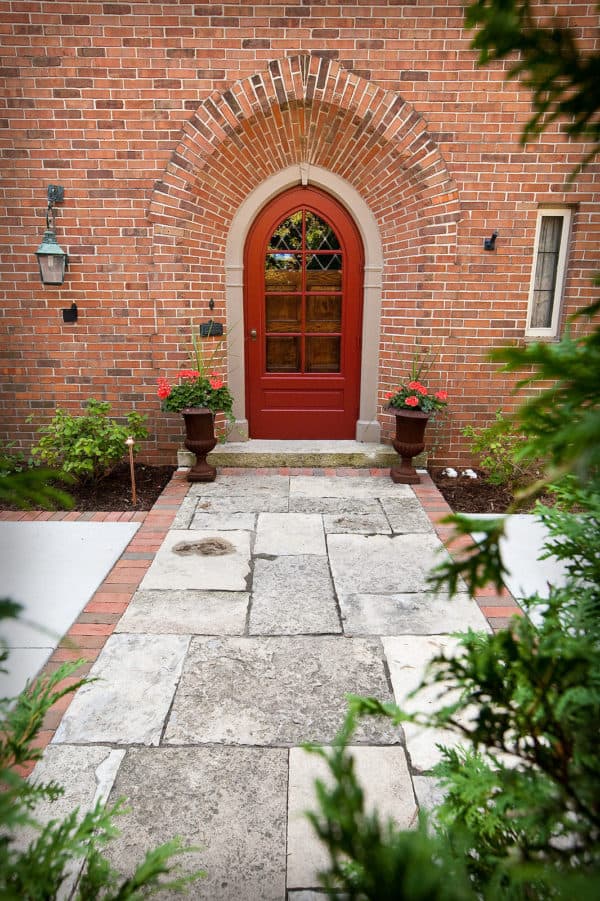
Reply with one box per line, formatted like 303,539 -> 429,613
35,184 -> 69,285
484,231 -> 498,252
62,302 -> 78,323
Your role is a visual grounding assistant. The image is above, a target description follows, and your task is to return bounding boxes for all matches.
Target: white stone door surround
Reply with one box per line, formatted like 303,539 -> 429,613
225,163 -> 384,443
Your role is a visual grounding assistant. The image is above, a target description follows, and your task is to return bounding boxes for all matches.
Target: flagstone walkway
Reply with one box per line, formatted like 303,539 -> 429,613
25,469 -> 522,900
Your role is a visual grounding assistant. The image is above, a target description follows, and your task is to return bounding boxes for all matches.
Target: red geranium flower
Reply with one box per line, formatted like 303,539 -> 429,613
404,395 -> 420,407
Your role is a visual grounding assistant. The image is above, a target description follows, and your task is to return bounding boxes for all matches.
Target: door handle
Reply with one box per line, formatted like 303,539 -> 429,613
249,329 -> 257,339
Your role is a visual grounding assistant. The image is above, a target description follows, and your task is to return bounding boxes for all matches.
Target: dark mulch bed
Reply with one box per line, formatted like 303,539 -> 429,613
3,462 -> 544,515
428,468 -> 515,514
64,463 -> 176,512
0,463 -> 176,513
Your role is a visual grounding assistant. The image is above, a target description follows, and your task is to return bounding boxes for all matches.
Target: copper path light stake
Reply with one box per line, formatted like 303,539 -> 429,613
125,436 -> 137,506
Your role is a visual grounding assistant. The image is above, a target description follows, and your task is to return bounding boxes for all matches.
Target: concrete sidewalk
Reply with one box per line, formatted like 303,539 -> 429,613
14,470 -> 547,899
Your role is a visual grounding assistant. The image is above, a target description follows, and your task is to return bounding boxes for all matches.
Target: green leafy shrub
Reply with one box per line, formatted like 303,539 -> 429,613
463,410 -> 545,488
309,497 -> 600,896
30,399 -> 148,484
308,315 -> 600,897
0,441 -> 32,475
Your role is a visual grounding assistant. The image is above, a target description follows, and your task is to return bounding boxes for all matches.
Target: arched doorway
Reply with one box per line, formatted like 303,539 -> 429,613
244,186 -> 364,439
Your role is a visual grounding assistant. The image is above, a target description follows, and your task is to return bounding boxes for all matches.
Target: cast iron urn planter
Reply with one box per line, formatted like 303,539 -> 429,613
181,407 -> 217,482
389,408 -> 430,484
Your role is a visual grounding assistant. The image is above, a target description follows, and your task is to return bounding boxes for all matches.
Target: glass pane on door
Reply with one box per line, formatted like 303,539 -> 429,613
266,336 -> 301,372
264,211 -> 343,374
306,295 -> 341,332
306,336 -> 341,372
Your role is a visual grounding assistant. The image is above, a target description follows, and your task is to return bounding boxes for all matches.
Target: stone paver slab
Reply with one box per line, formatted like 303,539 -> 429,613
106,747 -> 287,901
164,636 -> 397,746
413,775 -> 446,816
116,589 -> 249,635
287,745 -> 417,888
255,513 -> 326,555
383,635 -> 472,771
322,511 -> 391,534
290,476 -> 410,499
189,474 -> 290,496
23,745 -> 125,839
170,496 -> 197,529
193,494 -> 289,513
380,497 -> 434,533
328,533 -> 446,596
289,496 -> 382,514
139,529 -> 251,591
250,556 -> 340,635
53,633 -> 189,746
340,591 -> 490,635
190,511 -> 256,531
18,745 -> 126,896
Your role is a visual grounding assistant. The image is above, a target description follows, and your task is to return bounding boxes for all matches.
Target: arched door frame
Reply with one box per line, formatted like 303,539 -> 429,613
225,163 -> 383,443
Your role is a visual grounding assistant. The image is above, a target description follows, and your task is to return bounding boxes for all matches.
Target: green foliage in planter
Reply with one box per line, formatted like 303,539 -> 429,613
463,410 -> 545,489
30,399 -> 148,484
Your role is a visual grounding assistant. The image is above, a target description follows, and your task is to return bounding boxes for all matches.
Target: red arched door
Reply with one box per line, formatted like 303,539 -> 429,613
244,186 -> 364,439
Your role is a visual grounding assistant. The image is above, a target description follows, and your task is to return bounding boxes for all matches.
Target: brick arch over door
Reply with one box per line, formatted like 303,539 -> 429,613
147,54 -> 460,447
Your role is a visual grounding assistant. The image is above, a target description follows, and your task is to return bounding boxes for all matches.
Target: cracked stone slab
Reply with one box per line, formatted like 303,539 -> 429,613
290,476 -> 411,499
340,591 -> 490,635
328,533 -> 447,596
322,511 -> 391,534
383,635 -> 473,772
380,497 -> 434,533
190,511 -> 256,531
255,513 -> 326,555
287,745 -> 416,889
139,529 -> 251,591
17,745 -> 126,895
106,747 -> 287,901
18,745 -> 125,849
53,633 -> 189,746
116,589 -> 249,635
193,494 -> 289,513
164,636 -> 398,746
249,556 -> 340,635
188,474 -> 290,496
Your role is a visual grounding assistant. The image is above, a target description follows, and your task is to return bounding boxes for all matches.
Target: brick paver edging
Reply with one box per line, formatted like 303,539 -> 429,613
10,467 -> 522,775
412,472 -> 523,631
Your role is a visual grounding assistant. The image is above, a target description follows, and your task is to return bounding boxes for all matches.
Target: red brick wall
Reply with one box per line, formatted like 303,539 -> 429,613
1,1 -> 598,467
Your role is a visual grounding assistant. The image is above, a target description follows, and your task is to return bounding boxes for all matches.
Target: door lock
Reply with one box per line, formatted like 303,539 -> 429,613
249,329 -> 257,339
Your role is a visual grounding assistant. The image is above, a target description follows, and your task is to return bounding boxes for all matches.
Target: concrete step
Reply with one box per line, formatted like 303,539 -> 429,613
197,439 -> 400,468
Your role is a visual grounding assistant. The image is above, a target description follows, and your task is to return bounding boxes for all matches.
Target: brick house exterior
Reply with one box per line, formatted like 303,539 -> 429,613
1,1 -> 598,466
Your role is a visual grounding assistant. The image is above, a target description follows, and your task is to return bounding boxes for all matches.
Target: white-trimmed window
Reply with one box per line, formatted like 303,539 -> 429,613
526,207 -> 572,337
